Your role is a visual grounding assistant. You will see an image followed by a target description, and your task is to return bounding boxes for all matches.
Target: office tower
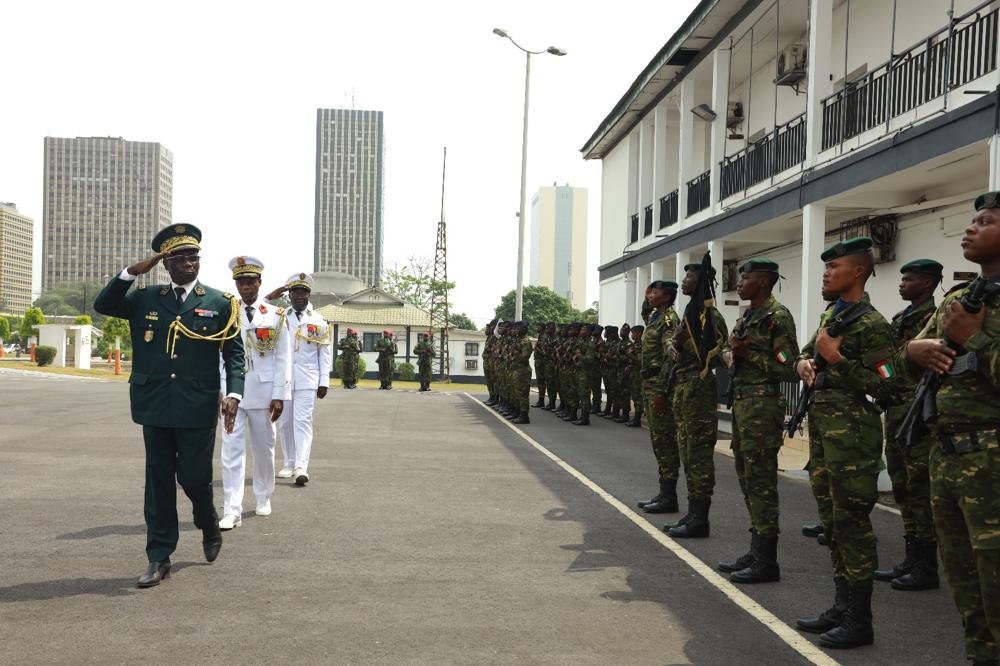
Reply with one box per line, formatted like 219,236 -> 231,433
0,202 -> 34,313
530,184 -> 588,310
314,108 -> 385,287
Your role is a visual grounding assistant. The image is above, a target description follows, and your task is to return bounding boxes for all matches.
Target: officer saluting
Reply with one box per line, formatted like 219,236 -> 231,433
94,224 -> 245,588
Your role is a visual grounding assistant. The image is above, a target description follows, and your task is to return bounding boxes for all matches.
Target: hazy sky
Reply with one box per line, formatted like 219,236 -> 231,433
3,0 -> 700,325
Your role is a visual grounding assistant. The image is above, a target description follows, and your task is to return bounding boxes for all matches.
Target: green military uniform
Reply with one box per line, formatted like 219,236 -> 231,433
600,328 -> 620,418
512,324 -> 533,422
558,326 -> 579,419
94,224 -> 246,567
543,325 -> 559,410
573,327 -> 595,425
337,330 -> 362,388
374,332 -> 398,389
483,321 -> 498,404
621,329 -> 644,426
414,335 -> 434,391
533,327 -> 547,407
589,328 -> 604,413
723,259 -> 799,583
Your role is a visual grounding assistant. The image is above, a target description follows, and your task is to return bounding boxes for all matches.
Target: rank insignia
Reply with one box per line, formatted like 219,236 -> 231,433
194,286 -> 206,296
145,312 -> 159,321
175,225 -> 186,234
159,286 -> 169,296
259,304 -> 268,314
144,330 -> 154,343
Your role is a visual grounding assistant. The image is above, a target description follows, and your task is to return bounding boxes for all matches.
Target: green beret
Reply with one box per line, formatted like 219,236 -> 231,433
649,280 -> 678,290
820,236 -> 873,262
900,258 -> 943,276
739,258 -> 779,274
683,263 -> 716,275
152,223 -> 202,254
974,191 -> 1000,211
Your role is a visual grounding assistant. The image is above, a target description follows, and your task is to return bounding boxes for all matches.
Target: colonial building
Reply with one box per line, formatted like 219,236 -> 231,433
586,0 -> 998,349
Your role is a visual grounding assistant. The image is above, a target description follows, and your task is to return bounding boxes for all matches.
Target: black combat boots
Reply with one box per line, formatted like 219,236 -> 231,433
626,409 -> 643,427
545,395 -> 557,410
573,410 -> 591,426
818,582 -> 874,648
534,394 -> 546,408
731,534 -> 780,584
615,405 -> 630,423
719,529 -> 757,573
512,411 -> 530,424
667,498 -> 710,538
642,478 -> 678,513
601,402 -> 613,418
874,535 -> 918,582
891,538 -> 940,591
796,577 -> 849,633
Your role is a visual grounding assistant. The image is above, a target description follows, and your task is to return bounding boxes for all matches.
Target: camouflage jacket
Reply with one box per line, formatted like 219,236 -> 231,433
337,336 -> 362,356
901,277 -> 1000,433
576,337 -> 597,370
513,337 -> 533,369
890,298 -> 936,399
731,294 -> 799,387
643,306 -> 679,391
799,293 -> 899,406
674,307 -> 729,377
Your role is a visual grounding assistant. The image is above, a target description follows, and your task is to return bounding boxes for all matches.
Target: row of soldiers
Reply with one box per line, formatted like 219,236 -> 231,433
335,329 -> 436,392
480,191 -> 1000,659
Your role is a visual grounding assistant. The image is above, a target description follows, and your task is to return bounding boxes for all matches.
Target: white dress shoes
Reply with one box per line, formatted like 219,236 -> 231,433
219,514 -> 242,530
293,468 -> 309,486
255,499 -> 272,516
276,467 -> 293,478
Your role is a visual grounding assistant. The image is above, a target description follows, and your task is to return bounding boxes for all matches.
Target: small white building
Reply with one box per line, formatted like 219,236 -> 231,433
33,324 -> 100,368
314,287 -> 486,383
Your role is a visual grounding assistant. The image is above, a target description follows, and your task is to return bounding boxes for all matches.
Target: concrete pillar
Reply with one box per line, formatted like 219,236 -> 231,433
804,0 -> 834,166
989,134 -> 1000,190
707,239 -> 725,278
650,260 -> 665,282
675,249 -> 691,315
635,264 -> 651,323
677,78 -> 696,224
710,47 -> 730,212
624,269 -> 637,325
799,204 -> 827,346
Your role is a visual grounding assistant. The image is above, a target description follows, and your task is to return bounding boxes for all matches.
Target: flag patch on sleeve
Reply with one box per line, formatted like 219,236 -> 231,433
876,360 -> 895,379
775,349 -> 789,364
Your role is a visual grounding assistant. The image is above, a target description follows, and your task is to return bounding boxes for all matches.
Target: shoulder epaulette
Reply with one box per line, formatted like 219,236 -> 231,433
159,286 -> 169,296
223,291 -> 234,299
276,307 -> 285,315
138,284 -> 147,291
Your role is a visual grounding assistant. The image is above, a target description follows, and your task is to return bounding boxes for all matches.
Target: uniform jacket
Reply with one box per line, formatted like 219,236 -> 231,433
222,297 -> 293,409
284,304 -> 333,391
731,294 -> 799,387
95,275 -> 245,429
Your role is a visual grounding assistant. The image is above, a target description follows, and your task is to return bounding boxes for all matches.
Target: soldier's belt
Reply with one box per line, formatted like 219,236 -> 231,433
733,384 -> 780,400
939,428 -> 1000,455
812,388 -> 872,405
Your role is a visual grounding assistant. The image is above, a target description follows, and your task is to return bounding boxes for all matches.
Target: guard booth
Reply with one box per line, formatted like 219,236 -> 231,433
33,324 -> 99,369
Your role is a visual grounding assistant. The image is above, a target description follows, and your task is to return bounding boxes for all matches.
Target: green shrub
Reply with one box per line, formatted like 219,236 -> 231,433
35,345 -> 57,366
334,355 -> 366,377
395,362 -> 415,381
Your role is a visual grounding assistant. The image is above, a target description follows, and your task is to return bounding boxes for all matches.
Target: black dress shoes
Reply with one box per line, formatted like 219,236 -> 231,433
203,523 -> 223,563
137,559 -> 171,588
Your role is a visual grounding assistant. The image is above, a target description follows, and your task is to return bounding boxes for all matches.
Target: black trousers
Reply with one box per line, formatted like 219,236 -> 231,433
142,426 -> 218,562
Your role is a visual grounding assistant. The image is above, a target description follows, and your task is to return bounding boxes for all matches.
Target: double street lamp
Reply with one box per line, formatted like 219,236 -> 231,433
492,28 -> 566,321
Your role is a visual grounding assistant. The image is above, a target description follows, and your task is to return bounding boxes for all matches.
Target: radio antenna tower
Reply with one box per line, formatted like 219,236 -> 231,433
429,147 -> 450,381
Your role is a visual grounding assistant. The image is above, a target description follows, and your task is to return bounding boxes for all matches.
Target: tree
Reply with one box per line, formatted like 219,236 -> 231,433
74,314 -> 93,325
580,300 -> 599,324
98,317 -> 131,357
20,307 -> 45,341
449,312 -> 477,330
33,279 -> 107,323
0,316 -> 9,343
493,286 -> 583,327
381,256 -> 454,312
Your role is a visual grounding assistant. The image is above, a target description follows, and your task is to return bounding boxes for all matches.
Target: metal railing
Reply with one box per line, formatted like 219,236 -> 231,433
720,113 -> 807,200
659,189 -> 679,228
822,3 -> 999,150
643,205 -> 653,237
629,213 -> 639,244
686,171 -> 711,216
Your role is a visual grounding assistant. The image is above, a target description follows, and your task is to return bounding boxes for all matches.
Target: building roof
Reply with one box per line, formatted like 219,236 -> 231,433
579,0 -> 756,160
316,286 -> 447,328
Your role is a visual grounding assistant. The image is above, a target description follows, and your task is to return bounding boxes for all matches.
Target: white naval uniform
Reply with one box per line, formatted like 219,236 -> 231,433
278,304 -> 332,474
220,298 -> 293,517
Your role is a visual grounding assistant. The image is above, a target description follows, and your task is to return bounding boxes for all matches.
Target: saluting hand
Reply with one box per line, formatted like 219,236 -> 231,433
264,285 -> 289,301
127,252 -> 171,276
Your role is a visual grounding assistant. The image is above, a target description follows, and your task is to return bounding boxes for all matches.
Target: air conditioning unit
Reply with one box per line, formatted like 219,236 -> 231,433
726,102 -> 744,129
778,44 -> 807,77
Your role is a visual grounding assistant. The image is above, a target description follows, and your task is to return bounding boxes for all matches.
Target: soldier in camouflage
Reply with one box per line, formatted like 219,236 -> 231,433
589,325 -> 605,414
373,330 -> 398,390
483,319 -> 499,405
794,237 -> 901,649
543,322 -> 559,411
636,281 -> 682,514
573,324 -> 595,425
615,323 -> 632,423
664,264 -> 728,539
557,323 -> 580,421
902,192 -> 1000,664
414,333 -> 435,392
719,259 -> 799,584
623,325 -> 644,428
601,326 -> 621,419
509,321 -> 533,424
874,258 -> 943,591
533,323 -> 548,408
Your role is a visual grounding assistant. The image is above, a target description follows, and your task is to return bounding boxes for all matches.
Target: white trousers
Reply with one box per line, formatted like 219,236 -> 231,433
221,407 -> 276,517
278,389 -> 317,472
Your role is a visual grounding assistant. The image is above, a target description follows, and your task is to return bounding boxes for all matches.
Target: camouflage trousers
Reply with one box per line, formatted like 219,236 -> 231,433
807,396 -> 882,584
340,355 -> 358,387
630,370 -> 643,415
576,369 -> 591,414
930,441 -> 1000,661
417,360 -> 432,382
484,359 -> 496,397
515,368 -> 532,412
673,375 -> 718,501
560,366 -> 576,408
645,385 -> 678,481
377,359 -> 394,382
535,360 -> 547,402
589,370 -> 602,410
885,407 -> 935,540
602,368 -> 616,408
731,393 -> 785,537
545,361 -> 559,403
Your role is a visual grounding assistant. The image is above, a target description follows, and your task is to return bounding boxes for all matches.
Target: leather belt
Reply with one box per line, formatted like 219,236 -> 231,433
939,428 -> 1000,455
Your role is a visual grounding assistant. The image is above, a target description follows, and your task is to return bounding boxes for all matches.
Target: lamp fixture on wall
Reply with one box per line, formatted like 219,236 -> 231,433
690,104 -> 717,121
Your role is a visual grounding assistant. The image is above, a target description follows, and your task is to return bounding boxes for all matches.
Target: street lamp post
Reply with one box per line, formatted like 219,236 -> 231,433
492,28 -> 566,321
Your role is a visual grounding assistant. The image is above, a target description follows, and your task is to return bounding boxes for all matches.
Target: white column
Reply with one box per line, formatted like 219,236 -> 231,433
804,0 -> 834,166
675,249 -> 691,315
710,47 -> 730,212
799,204 -> 827,346
653,103 -> 668,219
635,264 -> 651,323
677,78 -> 696,224
650,260 -> 665,282
624,269 -> 637,324
989,134 -> 1000,190
707,239 -> 725,277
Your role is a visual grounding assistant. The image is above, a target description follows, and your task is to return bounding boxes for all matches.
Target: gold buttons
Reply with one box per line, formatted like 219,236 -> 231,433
171,354 -> 178,359
170,373 -> 176,379
176,315 -> 181,321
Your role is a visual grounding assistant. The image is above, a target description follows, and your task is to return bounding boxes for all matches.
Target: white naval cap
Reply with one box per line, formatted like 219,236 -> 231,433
228,255 -> 265,279
285,272 -> 314,291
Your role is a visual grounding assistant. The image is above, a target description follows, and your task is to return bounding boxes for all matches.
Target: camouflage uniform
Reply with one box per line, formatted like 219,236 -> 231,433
533,330 -> 547,406
574,331 -> 595,422
643,308 -> 681,482
559,333 -> 577,415
622,335 -> 643,420
336,333 -> 362,388
544,327 -> 559,409
373,335 -> 398,388
414,337 -> 434,391
601,334 -> 620,416
901,276 -> 1000,662
513,330 -> 533,417
483,327 -> 498,403
590,330 -> 604,412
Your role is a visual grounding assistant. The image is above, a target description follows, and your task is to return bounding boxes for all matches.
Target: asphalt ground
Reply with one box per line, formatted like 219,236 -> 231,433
0,370 -> 966,664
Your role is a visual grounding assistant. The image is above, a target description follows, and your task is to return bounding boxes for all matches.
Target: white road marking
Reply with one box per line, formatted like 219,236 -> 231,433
467,392 -> 840,666
0,368 -> 111,382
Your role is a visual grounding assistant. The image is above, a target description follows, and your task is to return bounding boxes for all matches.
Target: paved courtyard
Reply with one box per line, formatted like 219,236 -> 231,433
0,370 -> 965,664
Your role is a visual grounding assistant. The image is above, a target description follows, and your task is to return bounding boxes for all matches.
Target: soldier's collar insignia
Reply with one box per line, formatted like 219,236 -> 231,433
159,286 -> 169,296
138,284 -> 147,291
194,285 -> 206,296
259,304 -> 268,314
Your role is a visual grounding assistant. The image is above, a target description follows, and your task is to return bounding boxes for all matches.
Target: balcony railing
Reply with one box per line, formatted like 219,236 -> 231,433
629,213 -> 639,244
659,189 -> 679,228
643,205 -> 653,236
822,2 -> 998,150
686,171 -> 711,216
720,113 -> 807,199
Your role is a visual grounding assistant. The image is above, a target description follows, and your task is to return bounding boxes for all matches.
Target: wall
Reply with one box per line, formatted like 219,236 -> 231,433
600,141 -> 629,265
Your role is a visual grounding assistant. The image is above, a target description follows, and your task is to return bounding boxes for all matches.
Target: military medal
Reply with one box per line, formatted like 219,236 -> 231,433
144,330 -> 154,343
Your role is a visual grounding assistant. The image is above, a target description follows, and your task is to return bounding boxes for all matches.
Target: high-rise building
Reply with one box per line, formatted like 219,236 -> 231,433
42,136 -> 173,289
314,108 -> 385,287
0,202 -> 34,314
529,184 -> 588,310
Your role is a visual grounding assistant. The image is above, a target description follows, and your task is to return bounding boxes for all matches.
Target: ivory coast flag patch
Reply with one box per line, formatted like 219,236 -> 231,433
775,349 -> 789,364
876,359 -> 895,379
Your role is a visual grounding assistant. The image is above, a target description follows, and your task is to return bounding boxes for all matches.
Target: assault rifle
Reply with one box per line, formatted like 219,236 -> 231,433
785,303 -> 874,438
895,278 -> 989,452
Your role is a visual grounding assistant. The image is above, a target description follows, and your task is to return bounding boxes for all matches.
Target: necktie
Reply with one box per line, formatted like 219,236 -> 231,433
174,287 -> 185,310
245,306 -> 254,323
295,310 -> 302,321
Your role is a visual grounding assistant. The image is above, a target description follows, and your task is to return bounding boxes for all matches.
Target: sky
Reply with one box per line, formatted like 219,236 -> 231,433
3,0 -> 701,326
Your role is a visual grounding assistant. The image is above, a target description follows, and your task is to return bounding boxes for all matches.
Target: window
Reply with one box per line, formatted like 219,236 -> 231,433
363,332 -> 378,352
464,342 -> 479,357
465,359 -> 478,371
